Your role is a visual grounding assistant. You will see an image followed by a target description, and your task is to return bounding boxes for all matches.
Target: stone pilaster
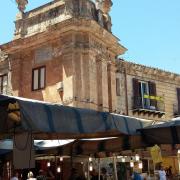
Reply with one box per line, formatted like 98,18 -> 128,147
101,60 -> 109,111
108,62 -> 117,112
89,53 -> 98,110
80,52 -> 90,109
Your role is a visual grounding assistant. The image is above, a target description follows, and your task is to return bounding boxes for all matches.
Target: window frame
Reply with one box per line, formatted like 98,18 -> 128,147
139,80 -> 150,109
0,74 -> 8,94
32,66 -> 46,91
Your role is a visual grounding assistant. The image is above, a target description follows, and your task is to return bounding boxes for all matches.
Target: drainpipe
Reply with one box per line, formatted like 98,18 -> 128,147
124,62 -> 129,116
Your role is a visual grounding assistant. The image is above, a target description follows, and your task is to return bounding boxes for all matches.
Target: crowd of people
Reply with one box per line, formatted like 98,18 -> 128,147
10,167 -> 112,180
10,169 -> 55,180
131,166 -> 173,180
68,167 -> 111,180
9,165 -> 174,180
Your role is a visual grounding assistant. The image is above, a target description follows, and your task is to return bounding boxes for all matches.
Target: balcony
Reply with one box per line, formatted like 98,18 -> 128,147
132,96 -> 165,117
173,103 -> 180,117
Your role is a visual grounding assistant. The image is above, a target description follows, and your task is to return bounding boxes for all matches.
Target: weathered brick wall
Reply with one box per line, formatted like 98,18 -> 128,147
10,41 -> 64,103
5,30 -> 120,113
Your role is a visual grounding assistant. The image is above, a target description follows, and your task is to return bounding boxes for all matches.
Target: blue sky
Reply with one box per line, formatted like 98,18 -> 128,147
0,0 -> 180,74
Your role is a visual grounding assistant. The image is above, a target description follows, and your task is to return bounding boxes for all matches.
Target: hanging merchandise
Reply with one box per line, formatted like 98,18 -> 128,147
13,132 -> 35,169
150,145 -> 162,164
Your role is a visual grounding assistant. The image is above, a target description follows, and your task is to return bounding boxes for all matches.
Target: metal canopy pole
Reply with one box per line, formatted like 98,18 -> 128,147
148,158 -> 150,175
98,158 -> 101,180
113,155 -> 118,180
87,160 -> 90,180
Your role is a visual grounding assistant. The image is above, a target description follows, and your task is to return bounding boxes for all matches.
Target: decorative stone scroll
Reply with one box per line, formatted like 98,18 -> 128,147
16,0 -> 28,12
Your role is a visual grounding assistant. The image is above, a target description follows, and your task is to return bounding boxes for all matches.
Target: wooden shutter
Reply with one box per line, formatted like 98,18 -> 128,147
177,88 -> 180,114
148,81 -> 157,108
116,78 -> 120,96
40,67 -> 45,89
132,78 -> 140,108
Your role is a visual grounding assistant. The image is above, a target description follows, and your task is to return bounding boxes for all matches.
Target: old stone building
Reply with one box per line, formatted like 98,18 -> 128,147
116,59 -> 180,120
0,0 -> 126,112
0,0 -> 180,121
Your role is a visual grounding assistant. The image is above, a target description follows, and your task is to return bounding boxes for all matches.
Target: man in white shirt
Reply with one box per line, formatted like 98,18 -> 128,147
158,166 -> 166,180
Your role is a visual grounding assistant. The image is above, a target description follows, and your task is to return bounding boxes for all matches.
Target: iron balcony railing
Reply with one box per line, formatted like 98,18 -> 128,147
133,96 -> 165,113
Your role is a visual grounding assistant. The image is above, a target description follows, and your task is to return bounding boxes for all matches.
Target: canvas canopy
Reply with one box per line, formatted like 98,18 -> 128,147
0,136 -> 143,157
0,94 -> 151,139
139,118 -> 180,145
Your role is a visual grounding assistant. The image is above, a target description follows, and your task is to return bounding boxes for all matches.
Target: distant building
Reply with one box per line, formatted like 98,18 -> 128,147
0,0 -> 180,121
116,59 -> 180,120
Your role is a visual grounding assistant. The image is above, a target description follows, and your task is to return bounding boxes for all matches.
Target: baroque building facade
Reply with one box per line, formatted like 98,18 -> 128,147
0,0 -> 180,121
0,0 -> 126,113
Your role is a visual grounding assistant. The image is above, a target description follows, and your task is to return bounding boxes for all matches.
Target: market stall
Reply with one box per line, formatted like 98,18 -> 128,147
0,94 -> 153,179
0,94 -> 151,140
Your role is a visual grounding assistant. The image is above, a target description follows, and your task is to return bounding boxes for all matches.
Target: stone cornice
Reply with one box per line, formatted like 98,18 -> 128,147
1,18 -> 126,56
116,59 -> 180,84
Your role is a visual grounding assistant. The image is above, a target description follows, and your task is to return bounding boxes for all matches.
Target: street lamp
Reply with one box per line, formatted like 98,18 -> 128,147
57,166 -> 61,173
89,162 -> 93,171
47,161 -> 51,167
